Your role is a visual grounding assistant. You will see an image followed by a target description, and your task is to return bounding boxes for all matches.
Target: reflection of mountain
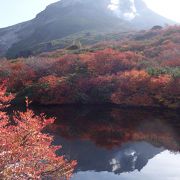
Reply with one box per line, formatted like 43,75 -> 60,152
56,137 -> 163,174
32,106 -> 180,177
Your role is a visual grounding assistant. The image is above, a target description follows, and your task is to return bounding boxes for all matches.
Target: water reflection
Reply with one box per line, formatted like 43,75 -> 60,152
33,106 -> 180,179
72,149 -> 180,180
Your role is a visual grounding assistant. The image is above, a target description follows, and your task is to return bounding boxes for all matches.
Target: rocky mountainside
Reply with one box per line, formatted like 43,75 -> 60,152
0,0 -> 174,58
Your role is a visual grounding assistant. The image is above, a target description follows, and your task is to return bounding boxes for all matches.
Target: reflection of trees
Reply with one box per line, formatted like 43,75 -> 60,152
35,106 -> 180,152
31,106 -> 180,175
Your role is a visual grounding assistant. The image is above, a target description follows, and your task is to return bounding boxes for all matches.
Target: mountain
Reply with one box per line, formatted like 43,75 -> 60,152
57,139 -> 163,175
0,0 -> 175,58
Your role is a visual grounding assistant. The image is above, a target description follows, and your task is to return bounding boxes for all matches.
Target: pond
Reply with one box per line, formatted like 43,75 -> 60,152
33,106 -> 180,180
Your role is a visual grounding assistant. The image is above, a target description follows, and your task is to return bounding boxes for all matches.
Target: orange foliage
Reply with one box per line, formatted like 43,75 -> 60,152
111,70 -> 152,106
0,26 -> 179,108
5,60 -> 36,91
149,75 -> 172,91
0,84 -> 76,179
37,75 -> 74,104
84,48 -> 142,75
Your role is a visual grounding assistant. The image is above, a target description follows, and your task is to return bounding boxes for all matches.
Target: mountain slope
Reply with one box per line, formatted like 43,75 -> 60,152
0,26 -> 179,108
2,0 -> 131,58
0,0 -> 175,58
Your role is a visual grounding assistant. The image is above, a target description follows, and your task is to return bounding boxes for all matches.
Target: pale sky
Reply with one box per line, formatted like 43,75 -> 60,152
0,0 -> 179,28
144,0 -> 180,23
0,0 -> 59,28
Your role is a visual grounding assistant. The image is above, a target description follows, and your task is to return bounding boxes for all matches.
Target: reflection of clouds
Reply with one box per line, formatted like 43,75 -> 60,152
110,148 -> 139,172
124,149 -> 136,156
110,158 -> 121,172
124,148 -> 138,170
109,148 -> 139,173
72,151 -> 180,180
132,155 -> 138,170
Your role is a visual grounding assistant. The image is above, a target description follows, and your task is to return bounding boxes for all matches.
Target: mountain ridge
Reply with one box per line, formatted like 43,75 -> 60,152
0,0 -> 175,58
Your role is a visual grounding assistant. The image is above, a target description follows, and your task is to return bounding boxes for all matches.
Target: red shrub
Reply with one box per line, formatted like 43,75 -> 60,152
0,84 -> 76,179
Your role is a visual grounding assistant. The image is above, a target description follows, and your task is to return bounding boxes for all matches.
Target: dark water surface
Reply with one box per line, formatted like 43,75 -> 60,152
32,106 -> 180,180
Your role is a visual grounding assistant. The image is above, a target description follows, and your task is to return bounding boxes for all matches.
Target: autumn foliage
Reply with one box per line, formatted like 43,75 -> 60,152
0,84 -> 76,179
0,26 -> 179,108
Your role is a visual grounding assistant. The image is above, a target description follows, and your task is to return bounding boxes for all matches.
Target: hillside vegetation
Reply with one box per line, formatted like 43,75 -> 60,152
0,26 -> 179,108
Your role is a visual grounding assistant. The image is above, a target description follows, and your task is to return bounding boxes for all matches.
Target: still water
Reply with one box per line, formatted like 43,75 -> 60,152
34,106 -> 180,180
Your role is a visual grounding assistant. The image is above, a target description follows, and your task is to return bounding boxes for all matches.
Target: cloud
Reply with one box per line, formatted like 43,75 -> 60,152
108,0 -> 138,21
108,0 -> 119,10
